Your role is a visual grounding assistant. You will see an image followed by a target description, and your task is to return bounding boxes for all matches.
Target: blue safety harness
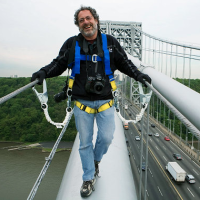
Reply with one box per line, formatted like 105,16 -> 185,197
68,33 -> 116,90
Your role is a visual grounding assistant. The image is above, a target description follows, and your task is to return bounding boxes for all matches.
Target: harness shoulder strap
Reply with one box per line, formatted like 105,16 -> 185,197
101,34 -> 111,76
67,36 -> 77,68
101,34 -> 117,90
69,40 -> 80,89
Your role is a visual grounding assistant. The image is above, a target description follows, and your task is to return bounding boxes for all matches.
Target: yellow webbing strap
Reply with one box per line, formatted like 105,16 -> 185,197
110,80 -> 117,91
75,99 -> 114,114
75,101 -> 96,114
68,78 -> 74,89
97,99 -> 114,113
68,77 -> 117,91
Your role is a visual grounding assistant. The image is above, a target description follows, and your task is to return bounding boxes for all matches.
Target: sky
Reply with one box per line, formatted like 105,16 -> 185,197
1,0 -> 200,78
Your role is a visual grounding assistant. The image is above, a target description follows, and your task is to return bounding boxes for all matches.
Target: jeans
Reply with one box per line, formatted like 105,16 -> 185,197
74,99 -> 115,181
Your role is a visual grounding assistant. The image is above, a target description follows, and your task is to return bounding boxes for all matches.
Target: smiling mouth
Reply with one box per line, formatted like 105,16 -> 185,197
84,25 -> 92,30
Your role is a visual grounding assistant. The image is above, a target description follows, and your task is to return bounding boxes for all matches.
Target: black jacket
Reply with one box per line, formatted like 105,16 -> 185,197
40,31 -> 141,101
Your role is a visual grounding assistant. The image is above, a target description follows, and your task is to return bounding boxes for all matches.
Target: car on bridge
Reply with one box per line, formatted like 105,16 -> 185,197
151,124 -> 156,128
142,162 -> 146,171
185,174 -> 195,183
164,136 -> 170,141
173,153 -> 182,160
148,132 -> 153,136
154,133 -> 159,137
124,122 -> 129,130
135,136 -> 140,141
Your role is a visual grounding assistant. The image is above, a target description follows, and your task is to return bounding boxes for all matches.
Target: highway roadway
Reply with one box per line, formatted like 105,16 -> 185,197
121,101 -> 200,200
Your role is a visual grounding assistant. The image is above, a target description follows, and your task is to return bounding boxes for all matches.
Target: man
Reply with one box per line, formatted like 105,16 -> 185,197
31,6 -> 151,197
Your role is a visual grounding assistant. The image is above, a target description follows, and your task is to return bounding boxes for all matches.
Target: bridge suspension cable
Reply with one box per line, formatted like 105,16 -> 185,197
133,26 -> 200,50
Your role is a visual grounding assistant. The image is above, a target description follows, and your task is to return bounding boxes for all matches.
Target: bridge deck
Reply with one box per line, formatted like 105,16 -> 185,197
56,113 -> 137,200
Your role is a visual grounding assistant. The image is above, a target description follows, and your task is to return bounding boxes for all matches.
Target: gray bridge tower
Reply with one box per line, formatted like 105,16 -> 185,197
100,21 -> 142,104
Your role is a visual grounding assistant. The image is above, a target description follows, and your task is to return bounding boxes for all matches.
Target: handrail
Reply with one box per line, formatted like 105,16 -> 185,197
0,80 -> 38,105
27,109 -> 74,200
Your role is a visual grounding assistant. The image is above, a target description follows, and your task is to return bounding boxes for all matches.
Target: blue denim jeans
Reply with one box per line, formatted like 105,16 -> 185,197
74,99 -> 115,181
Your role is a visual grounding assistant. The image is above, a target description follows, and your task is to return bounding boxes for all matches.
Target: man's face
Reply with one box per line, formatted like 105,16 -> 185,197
78,10 -> 98,39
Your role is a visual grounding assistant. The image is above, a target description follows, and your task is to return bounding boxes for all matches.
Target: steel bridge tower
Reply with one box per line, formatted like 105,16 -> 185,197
100,20 -> 142,104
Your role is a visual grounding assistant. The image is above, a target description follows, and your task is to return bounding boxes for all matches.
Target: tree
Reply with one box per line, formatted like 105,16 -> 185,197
0,77 -> 77,142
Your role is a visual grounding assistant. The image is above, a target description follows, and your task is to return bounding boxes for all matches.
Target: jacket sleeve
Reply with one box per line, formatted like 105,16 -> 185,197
40,36 -> 75,78
108,35 -> 142,81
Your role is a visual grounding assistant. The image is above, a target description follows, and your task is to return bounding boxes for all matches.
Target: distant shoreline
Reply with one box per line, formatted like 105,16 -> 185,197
0,141 -> 74,150
40,141 -> 74,149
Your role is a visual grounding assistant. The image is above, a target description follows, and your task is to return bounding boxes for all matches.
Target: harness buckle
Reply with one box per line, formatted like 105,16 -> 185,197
81,104 -> 87,111
92,54 -> 98,63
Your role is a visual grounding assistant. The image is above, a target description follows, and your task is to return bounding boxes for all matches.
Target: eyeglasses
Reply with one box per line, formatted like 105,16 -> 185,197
78,16 -> 93,24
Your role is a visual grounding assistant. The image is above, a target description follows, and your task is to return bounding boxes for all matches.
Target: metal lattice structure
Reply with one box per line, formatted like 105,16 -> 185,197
100,20 -> 142,104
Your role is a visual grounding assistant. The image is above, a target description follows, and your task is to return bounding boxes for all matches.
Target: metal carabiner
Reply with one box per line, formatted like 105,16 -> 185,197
138,82 -> 152,105
32,79 -> 48,105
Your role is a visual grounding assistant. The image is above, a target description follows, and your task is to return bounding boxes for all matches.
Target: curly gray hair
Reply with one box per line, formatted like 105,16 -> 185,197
74,6 -> 100,30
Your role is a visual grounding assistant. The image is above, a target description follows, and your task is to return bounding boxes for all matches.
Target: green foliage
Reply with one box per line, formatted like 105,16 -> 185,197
0,77 -> 77,142
1,77 -> 199,143
174,78 -> 200,93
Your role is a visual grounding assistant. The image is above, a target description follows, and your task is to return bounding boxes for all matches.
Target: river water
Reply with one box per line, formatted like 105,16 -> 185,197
0,142 -> 71,200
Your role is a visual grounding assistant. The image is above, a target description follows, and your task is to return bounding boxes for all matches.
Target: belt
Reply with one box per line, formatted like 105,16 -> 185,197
75,100 -> 114,114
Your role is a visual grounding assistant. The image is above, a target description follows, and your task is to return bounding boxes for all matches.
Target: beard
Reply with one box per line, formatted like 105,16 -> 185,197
79,22 -> 98,38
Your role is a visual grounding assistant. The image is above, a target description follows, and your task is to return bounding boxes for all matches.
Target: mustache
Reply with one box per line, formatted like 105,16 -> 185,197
80,23 -> 93,31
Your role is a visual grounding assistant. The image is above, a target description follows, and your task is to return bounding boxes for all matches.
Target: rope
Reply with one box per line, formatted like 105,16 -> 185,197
116,82 -> 152,124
